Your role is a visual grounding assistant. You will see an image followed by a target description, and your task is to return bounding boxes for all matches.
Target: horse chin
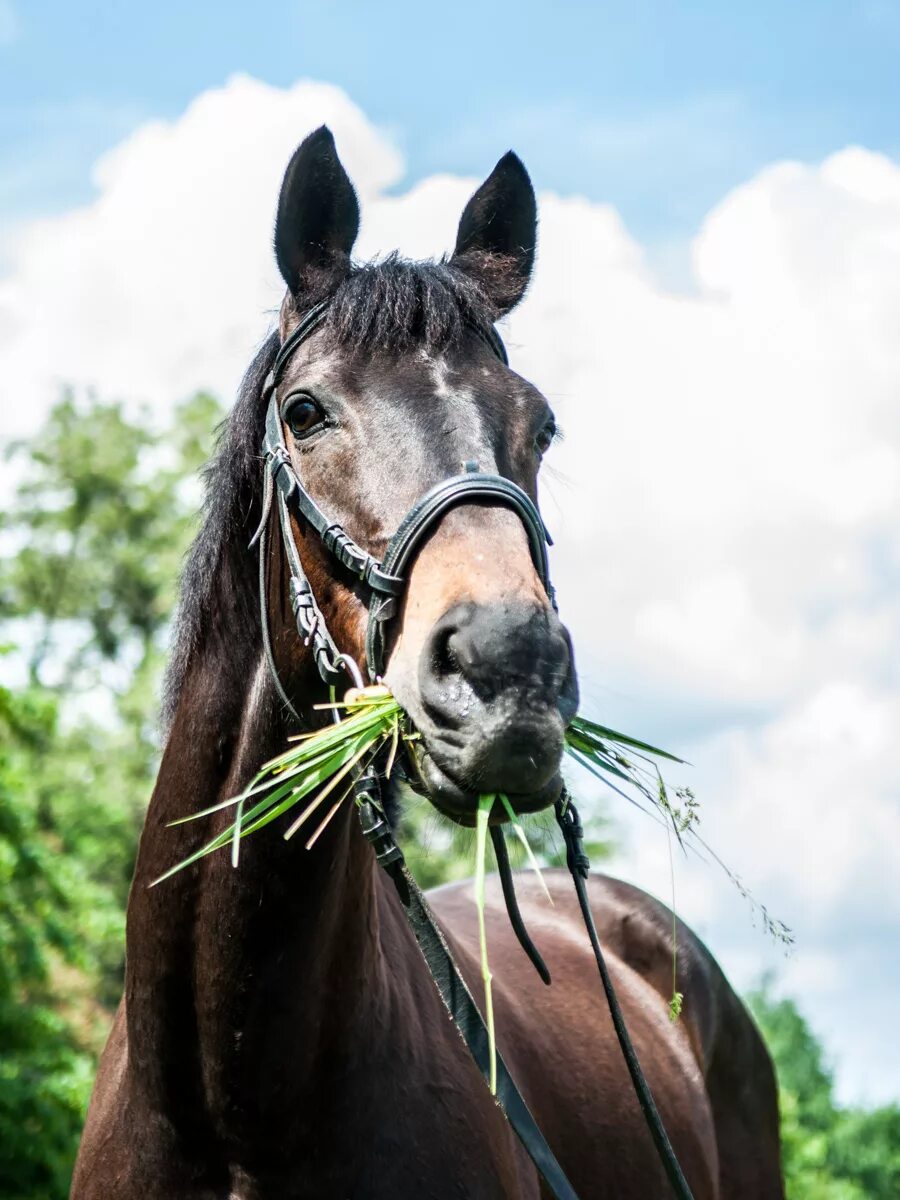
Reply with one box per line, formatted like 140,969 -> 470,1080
409,745 -> 564,826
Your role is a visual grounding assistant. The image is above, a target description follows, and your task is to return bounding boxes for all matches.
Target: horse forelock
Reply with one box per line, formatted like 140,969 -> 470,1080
310,253 -> 505,354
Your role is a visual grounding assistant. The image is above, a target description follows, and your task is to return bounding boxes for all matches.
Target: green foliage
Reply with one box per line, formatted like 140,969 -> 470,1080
0,391 -> 222,1199
828,1106 -> 900,1200
0,681 -> 117,1199
749,987 -> 900,1199
2,389 -> 221,691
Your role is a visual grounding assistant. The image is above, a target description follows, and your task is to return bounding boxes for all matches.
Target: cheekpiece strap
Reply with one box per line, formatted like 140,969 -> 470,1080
262,397 -> 404,598
269,300 -> 331,388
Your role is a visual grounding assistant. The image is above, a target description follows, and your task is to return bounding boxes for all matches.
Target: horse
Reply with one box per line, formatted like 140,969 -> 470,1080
71,127 -> 783,1199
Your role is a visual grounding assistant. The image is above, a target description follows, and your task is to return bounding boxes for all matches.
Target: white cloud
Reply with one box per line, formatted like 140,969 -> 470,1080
601,678 -> 900,1102
0,75 -> 402,430
516,155 -> 900,718
1,74 -> 898,1104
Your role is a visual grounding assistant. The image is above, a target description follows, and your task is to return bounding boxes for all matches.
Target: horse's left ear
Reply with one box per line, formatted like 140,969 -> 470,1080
274,126 -> 360,299
450,152 -> 537,315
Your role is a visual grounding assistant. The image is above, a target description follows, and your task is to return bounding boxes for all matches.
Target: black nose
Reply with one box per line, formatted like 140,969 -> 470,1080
418,601 -> 578,798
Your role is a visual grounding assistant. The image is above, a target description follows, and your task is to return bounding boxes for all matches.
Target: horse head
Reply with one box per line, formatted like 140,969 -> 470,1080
262,126 -> 578,821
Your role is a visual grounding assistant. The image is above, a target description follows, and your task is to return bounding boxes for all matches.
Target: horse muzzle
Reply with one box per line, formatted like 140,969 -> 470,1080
402,599 -> 578,821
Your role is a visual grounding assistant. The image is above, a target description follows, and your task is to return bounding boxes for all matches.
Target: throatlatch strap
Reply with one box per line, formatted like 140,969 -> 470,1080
355,789 -> 579,1200
554,796 -> 696,1200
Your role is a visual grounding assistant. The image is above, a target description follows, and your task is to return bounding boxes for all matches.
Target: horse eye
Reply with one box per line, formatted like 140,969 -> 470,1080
535,419 -> 557,455
284,395 -> 325,438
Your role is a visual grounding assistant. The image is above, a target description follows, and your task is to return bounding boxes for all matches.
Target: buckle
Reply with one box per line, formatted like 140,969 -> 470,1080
356,778 -> 405,870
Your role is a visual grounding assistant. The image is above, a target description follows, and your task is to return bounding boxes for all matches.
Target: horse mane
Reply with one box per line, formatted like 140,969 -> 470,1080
324,253 -> 500,353
161,256 -> 499,731
160,329 -> 277,733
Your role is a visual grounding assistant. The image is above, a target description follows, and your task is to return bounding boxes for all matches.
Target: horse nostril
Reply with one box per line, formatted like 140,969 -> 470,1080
420,600 -> 574,711
425,603 -> 475,682
431,624 -> 458,680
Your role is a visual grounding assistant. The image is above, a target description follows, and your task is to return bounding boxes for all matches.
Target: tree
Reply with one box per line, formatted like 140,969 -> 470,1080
0,392 -> 223,1198
748,987 -> 900,1199
2,390 -> 220,692
0,681 -> 116,1199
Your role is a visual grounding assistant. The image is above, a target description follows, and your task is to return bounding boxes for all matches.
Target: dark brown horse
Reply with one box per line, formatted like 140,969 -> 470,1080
72,129 -> 783,1199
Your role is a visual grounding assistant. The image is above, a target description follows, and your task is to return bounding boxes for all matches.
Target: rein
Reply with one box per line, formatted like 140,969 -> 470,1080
251,303 -> 695,1200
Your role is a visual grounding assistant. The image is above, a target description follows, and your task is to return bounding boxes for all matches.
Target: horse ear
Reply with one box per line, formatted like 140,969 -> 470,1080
274,126 -> 360,298
450,152 -> 537,315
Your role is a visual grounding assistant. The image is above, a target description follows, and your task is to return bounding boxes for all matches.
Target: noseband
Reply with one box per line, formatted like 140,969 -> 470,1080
251,299 -> 554,710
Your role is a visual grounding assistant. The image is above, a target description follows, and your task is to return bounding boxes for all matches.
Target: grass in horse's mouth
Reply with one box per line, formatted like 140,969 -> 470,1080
152,686 -> 692,1092
152,686 -> 684,886
152,684 -> 792,1095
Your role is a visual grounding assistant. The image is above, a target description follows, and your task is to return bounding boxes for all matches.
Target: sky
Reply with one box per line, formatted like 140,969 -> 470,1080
2,2 -> 899,1107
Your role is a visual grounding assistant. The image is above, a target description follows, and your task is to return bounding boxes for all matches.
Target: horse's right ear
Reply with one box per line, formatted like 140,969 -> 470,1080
274,126 -> 360,299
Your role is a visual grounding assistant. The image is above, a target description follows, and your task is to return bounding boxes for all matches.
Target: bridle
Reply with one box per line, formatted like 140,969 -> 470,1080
250,298 -> 553,715
250,300 -> 696,1200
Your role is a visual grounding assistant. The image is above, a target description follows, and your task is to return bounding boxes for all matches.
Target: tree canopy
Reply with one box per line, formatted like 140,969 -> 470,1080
748,988 -> 899,1199
0,393 -> 218,1196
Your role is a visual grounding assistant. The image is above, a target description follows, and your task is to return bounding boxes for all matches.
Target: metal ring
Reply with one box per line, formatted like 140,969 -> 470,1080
334,653 -> 365,690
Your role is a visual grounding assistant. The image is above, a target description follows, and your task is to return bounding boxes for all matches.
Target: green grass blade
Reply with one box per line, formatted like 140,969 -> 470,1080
568,716 -> 685,764
167,741 -> 350,825
150,823 -> 236,886
497,793 -> 552,904
153,730 -> 385,884
238,734 -> 381,840
258,700 -> 399,768
565,746 -> 671,830
475,793 -> 497,1096
565,744 -> 640,797
563,735 -> 636,784
305,779 -> 356,850
282,737 -> 377,840
231,797 -> 245,869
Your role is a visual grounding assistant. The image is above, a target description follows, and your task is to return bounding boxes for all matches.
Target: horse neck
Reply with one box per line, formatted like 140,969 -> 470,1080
124,646 -> 385,1133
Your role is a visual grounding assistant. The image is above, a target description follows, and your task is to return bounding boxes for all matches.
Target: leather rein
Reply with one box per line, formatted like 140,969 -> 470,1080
251,302 -> 695,1200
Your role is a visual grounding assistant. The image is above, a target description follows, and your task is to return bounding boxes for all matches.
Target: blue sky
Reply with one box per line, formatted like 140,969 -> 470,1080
3,0 -> 900,245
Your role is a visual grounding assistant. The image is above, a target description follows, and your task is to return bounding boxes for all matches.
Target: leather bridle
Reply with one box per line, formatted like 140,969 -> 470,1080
251,301 -> 696,1200
250,299 -> 554,712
